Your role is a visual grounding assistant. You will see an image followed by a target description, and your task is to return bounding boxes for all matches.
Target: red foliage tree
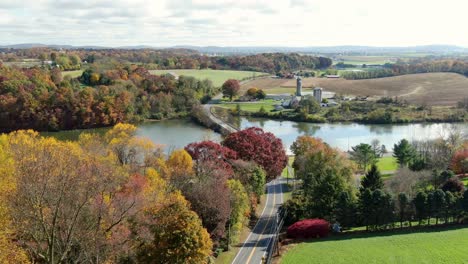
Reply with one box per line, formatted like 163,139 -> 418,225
287,219 -> 330,239
222,127 -> 287,181
221,79 -> 240,101
185,141 -> 237,177
451,149 -> 468,175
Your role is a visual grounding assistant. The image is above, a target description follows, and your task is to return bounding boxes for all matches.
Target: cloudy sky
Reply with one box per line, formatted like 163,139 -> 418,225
1,0 -> 467,47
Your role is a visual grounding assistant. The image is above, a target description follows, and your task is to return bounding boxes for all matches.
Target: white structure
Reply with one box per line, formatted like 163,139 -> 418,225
313,87 -> 323,103
296,76 -> 302,96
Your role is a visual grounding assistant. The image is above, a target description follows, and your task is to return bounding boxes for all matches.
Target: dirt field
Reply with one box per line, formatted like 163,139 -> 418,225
241,73 -> 468,106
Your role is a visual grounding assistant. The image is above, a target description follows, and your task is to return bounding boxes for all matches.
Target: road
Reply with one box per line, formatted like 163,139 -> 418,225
232,178 -> 285,264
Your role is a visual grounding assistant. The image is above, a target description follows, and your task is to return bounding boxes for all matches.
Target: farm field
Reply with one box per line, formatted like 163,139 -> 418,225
216,99 -> 278,112
242,73 -> 468,106
149,69 -> 268,87
62,70 -> 83,78
281,226 -> 468,264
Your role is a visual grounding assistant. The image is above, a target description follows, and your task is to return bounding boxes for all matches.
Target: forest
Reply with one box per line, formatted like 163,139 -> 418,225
283,132 -> 468,231
0,63 -> 217,132
0,48 -> 332,74
340,58 -> 468,79
0,124 -> 287,263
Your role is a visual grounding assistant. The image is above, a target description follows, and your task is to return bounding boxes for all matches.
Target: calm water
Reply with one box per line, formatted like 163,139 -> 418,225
239,118 -> 468,153
43,118 -> 467,154
42,119 -> 221,154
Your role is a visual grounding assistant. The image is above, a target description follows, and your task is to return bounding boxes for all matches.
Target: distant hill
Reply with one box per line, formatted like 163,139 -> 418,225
0,43 -> 467,55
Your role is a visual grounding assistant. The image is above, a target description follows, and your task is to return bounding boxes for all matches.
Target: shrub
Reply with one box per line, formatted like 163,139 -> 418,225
287,218 -> 330,239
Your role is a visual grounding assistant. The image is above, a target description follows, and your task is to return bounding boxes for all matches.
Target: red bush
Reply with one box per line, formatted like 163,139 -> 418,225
287,219 -> 330,239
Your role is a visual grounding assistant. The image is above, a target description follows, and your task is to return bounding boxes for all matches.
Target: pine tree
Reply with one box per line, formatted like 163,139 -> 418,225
360,164 -> 384,193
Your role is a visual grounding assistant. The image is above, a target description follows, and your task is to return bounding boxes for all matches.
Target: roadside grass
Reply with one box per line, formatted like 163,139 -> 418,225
62,70 -> 83,78
376,156 -> 398,172
217,99 -> 278,112
281,226 -> 468,264
149,69 -> 268,87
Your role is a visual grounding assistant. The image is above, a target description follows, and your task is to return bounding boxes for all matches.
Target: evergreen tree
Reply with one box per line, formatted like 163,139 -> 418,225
393,139 -> 415,166
413,191 -> 428,225
397,192 -> 410,228
359,164 -> 384,193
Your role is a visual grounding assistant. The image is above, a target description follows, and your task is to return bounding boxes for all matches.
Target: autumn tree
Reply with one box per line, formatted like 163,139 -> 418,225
222,79 -> 240,101
222,127 -> 287,181
0,134 -> 29,263
450,149 -> 468,175
185,141 -> 237,177
135,191 -> 212,264
166,149 -> 194,188
227,179 -> 250,244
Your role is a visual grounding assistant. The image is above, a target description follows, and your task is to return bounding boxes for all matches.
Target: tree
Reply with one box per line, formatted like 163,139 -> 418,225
334,191 -> 356,229
360,164 -> 384,193
397,193 -> 410,228
450,149 -> 468,175
135,191 -> 212,264
299,96 -> 321,114
227,180 -> 250,244
166,149 -> 194,187
185,141 -> 237,177
441,177 -> 465,194
393,139 -> 415,166
223,127 -> 287,181
430,189 -> 446,225
222,79 -> 240,101
413,191 -> 428,225
350,143 -> 377,171
371,139 -> 382,157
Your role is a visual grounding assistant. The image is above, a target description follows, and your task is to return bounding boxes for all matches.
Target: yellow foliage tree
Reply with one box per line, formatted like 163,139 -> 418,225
0,134 -> 29,263
135,191 -> 212,264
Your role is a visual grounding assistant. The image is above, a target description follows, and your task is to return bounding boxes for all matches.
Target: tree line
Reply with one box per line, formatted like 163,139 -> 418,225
0,125 -> 288,263
340,58 -> 468,79
0,48 -> 332,74
0,63 -> 218,132
283,133 -> 468,232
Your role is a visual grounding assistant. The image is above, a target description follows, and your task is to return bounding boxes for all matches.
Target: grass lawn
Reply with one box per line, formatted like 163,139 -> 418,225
62,70 -> 83,78
376,156 -> 398,172
217,99 -> 278,112
148,69 -> 268,87
281,226 -> 468,264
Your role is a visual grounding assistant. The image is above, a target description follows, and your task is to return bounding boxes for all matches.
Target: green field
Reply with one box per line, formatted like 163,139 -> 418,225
149,69 -> 268,87
376,156 -> 398,172
461,178 -> 468,187
281,226 -> 468,264
62,70 -> 83,78
217,99 -> 278,112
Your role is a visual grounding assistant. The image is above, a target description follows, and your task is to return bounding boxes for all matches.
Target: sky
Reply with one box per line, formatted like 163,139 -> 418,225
1,0 -> 467,47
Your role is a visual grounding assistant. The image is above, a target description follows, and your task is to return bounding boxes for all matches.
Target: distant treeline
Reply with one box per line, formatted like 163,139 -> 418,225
341,59 -> 468,79
0,63 -> 217,131
0,48 -> 332,74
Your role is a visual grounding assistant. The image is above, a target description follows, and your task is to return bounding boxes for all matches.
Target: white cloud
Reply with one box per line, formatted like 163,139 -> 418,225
0,0 -> 467,47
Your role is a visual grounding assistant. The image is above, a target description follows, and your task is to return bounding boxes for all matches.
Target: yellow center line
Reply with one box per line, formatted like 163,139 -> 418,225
244,180 -> 278,264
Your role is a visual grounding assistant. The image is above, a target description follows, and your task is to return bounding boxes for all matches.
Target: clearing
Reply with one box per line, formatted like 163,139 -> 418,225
149,69 -> 268,87
242,73 -> 468,106
281,226 -> 468,264
62,70 -> 83,78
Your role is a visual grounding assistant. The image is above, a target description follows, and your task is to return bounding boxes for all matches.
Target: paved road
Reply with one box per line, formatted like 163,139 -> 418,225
232,178 -> 285,264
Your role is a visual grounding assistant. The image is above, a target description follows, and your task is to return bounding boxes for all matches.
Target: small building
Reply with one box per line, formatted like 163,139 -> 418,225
313,87 -> 323,103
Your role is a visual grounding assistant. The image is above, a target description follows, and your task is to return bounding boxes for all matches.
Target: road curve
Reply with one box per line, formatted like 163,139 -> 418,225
232,178 -> 285,264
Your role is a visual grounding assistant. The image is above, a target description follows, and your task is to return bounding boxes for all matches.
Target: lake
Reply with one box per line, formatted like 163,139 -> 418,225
240,118 -> 468,153
43,118 -> 467,154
